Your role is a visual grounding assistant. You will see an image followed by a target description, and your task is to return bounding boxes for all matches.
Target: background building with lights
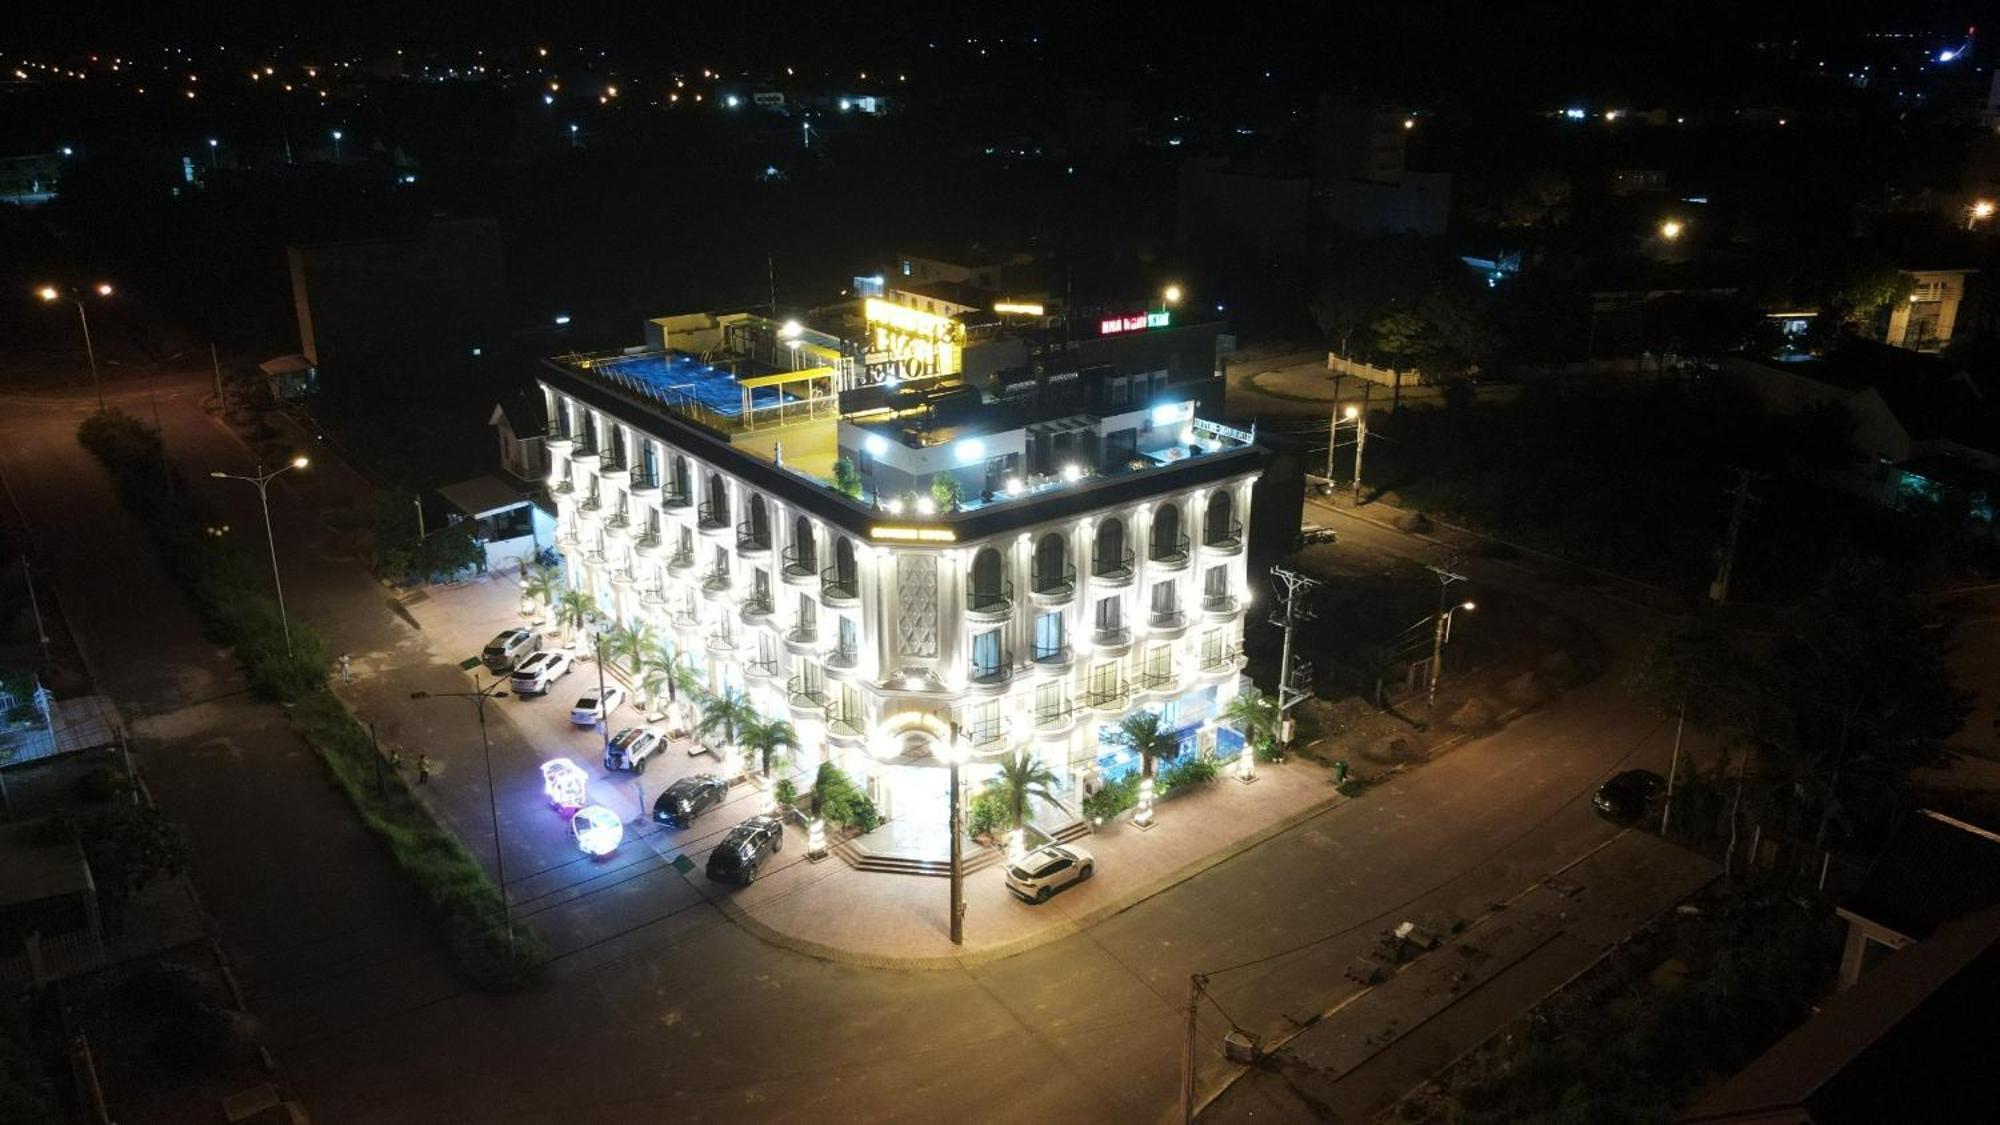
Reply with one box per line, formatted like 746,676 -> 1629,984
538,295 -> 1257,840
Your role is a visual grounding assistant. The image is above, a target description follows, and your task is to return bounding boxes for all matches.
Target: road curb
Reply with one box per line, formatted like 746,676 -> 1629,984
718,785 -> 1353,971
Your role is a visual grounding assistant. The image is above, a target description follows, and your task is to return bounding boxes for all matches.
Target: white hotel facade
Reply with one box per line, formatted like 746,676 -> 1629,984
538,310 -> 1260,826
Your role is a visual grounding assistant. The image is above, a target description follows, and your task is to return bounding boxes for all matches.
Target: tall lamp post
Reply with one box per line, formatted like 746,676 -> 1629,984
210,457 -> 309,656
330,129 -> 344,162
412,676 -> 515,956
1423,589 -> 1475,730
36,282 -> 114,409
944,724 -> 968,945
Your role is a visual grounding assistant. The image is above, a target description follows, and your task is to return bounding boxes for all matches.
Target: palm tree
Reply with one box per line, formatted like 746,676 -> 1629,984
642,641 -> 703,704
520,557 -> 563,617
988,751 -> 1061,830
555,588 -> 597,644
695,686 -> 757,754
603,620 -> 656,677
1223,687 -> 1281,759
737,715 -> 798,779
1116,709 -> 1183,824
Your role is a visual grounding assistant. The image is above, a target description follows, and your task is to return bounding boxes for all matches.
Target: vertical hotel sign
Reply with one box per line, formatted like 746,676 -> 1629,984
1099,310 -> 1172,335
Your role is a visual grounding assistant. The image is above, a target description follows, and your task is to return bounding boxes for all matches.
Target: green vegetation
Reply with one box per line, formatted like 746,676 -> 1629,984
1158,756 -> 1220,792
1081,775 -> 1140,822
1223,688 -> 1281,760
76,408 -> 327,701
372,490 -> 481,583
930,472 -> 964,512
697,686 -> 757,753
1113,709 -> 1183,790
44,802 -> 189,926
1634,562 -> 1969,861
289,691 -> 542,987
986,752 -> 1060,830
831,457 -> 863,499
773,777 -> 798,809
738,715 -> 798,779
810,762 -> 881,832
967,788 -> 1010,839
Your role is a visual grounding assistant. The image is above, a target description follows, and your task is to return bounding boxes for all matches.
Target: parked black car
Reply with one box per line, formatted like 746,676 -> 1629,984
1593,769 -> 1667,820
652,774 -> 729,828
705,814 -> 785,884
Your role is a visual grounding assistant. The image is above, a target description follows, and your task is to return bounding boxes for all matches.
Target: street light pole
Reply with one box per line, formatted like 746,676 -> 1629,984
946,723 -> 966,945
210,458 -> 310,656
37,284 -> 112,409
1422,564 -> 1470,731
412,677 -> 515,957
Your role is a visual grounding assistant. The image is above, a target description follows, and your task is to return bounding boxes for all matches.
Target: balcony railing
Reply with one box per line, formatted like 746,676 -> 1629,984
741,591 -> 774,617
630,465 -> 661,491
1148,606 -> 1186,630
737,520 -> 772,553
700,566 -> 732,593
969,651 -> 1015,685
827,643 -> 860,670
697,500 -> 729,530
1034,700 -> 1074,729
545,421 -> 573,444
598,446 -> 627,474
787,675 -> 832,710
827,710 -> 865,739
966,578 -> 1014,615
1149,533 -> 1192,566
1031,563 -> 1077,598
965,720 -> 1006,746
821,564 -> 858,603
1082,682 -> 1127,710
745,654 -> 779,678
1092,624 -> 1132,647
1092,547 -> 1136,581
1031,643 -> 1071,665
1201,592 -> 1240,614
1201,643 -> 1245,671
781,543 -> 818,579
1202,518 -> 1244,551
668,545 -> 696,570
1140,663 -> 1177,690
662,482 -> 692,508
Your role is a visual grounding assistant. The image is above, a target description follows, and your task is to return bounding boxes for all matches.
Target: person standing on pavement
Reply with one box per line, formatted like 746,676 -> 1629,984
338,652 -> 352,683
416,754 -> 432,784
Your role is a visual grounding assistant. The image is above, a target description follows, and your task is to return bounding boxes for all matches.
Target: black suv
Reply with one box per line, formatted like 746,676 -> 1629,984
1593,769 -> 1667,821
705,814 -> 785,884
652,774 -> 729,828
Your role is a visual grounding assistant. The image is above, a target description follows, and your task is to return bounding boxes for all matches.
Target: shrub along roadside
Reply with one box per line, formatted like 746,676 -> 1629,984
76,409 -> 326,701
289,691 -> 542,987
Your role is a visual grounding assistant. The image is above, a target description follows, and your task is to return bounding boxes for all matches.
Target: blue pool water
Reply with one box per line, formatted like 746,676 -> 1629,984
599,355 -> 794,417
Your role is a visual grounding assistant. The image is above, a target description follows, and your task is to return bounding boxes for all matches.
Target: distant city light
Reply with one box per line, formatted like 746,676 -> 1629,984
1403,117 -> 1415,130
1563,108 -> 1586,120
725,94 -> 740,107
554,314 -> 572,325
1659,219 -> 1684,241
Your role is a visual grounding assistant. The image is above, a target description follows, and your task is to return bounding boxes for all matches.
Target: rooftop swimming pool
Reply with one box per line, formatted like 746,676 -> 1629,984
595,354 -> 797,417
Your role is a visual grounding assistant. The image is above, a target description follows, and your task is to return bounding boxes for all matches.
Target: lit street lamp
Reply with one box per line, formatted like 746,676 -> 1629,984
36,282 -> 114,409
1968,199 -> 1995,231
1423,587 -> 1476,731
330,129 -> 343,161
1659,218 -> 1684,241
207,137 -> 219,167
1162,283 -> 1183,308
209,457 -> 310,656
412,676 -> 516,957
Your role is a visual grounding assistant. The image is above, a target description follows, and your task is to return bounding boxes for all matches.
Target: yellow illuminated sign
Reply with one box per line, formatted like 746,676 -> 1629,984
864,298 -> 959,338
870,526 -> 956,543
864,297 -> 963,378
993,301 -> 1045,316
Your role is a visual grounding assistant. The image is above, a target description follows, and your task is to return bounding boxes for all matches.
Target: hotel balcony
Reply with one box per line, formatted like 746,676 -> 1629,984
604,511 -> 633,542
544,422 -> 574,453
965,578 -> 1014,622
739,590 -> 775,625
1201,592 -> 1244,619
1090,548 -> 1136,589
825,710 -> 867,748
628,464 -> 661,497
820,564 -> 859,608
1033,700 -> 1077,737
744,653 -> 780,682
780,544 -> 818,585
967,651 -> 1016,695
787,675 -> 832,720
1030,643 -> 1073,676
1148,606 -> 1189,640
1200,643 -> 1247,680
1139,663 -> 1179,699
666,545 -> 697,575
634,531 -> 664,559
577,496 -> 605,525
704,629 -> 740,657
1029,563 -> 1077,607
736,520 -> 772,557
1148,532 -> 1192,571
1201,518 -> 1244,555
783,621 -> 824,655
1082,682 -> 1129,715
697,500 -> 730,535
661,482 -> 692,510
570,437 -> 600,467
824,644 -> 862,679
598,446 -> 629,482
700,566 -> 733,600
670,602 -> 702,630
1090,625 -> 1134,657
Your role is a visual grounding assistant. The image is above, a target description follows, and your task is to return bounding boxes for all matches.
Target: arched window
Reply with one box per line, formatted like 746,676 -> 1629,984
1034,532 -> 1072,594
1204,491 -> 1236,545
672,455 -> 691,496
745,494 -> 770,547
827,536 -> 858,597
1094,518 -> 1129,577
1151,504 -> 1185,562
702,472 -> 729,527
969,547 -> 1008,610
787,515 -> 817,575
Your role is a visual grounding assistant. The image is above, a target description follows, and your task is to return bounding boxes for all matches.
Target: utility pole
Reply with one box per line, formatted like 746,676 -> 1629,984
1661,702 -> 1686,838
1268,565 -> 1320,756
767,253 -> 777,316
1351,399 -> 1369,504
210,342 -> 226,411
1423,564 -> 1469,730
946,722 -> 966,944
1325,410 -> 1338,484
22,558 -> 50,663
1709,468 -> 1764,605
1179,973 -> 1205,1121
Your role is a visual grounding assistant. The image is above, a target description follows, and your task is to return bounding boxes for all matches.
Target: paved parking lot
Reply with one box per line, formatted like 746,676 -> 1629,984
336,571 -> 1345,965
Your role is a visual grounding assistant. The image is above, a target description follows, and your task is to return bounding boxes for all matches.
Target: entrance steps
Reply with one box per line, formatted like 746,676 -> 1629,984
832,815 -> 1093,878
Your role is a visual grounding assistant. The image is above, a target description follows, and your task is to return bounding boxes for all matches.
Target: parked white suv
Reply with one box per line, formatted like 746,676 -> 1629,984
604,726 -> 668,773
569,684 -> 626,726
509,649 -> 574,695
1004,844 -> 1095,904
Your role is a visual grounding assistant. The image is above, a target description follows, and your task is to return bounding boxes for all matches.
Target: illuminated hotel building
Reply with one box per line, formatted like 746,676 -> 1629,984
539,298 -> 1257,837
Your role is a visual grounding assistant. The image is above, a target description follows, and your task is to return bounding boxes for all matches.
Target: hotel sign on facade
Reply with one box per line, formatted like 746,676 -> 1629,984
1099,310 -> 1172,336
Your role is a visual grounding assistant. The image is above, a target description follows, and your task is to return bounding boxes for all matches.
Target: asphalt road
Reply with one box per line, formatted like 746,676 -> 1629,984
1,369 -> 1694,1124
